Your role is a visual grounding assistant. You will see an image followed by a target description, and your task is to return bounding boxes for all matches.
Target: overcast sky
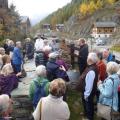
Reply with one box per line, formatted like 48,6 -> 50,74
9,0 -> 71,25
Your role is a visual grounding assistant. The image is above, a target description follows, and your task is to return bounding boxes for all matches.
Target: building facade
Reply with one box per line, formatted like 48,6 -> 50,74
20,16 -> 31,36
0,0 -> 8,9
91,22 -> 116,39
56,24 -> 64,32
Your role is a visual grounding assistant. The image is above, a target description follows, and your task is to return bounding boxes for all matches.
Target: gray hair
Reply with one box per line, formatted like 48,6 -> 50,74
49,78 -> 66,97
0,47 -> 5,54
0,94 -> 10,113
49,52 -> 58,59
107,62 -> 119,75
36,65 -> 46,77
87,52 -> 98,63
16,41 -> 21,46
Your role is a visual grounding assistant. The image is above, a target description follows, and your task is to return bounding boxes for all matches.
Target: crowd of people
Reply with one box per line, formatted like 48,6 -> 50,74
0,36 -> 120,120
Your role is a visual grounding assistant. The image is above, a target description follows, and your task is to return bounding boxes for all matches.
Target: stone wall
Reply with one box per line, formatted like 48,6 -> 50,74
11,95 -> 33,120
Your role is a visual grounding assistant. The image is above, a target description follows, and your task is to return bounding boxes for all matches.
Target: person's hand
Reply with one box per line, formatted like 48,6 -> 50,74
16,72 -> 22,77
59,65 -> 66,71
84,96 -> 88,102
97,80 -> 102,87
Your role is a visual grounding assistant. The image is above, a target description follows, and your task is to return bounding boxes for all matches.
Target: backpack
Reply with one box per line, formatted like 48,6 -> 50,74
32,81 -> 47,108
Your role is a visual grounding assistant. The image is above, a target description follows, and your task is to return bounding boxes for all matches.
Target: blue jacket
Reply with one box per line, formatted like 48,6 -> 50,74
98,74 -> 120,111
12,47 -> 22,65
46,59 -> 69,81
107,53 -> 115,62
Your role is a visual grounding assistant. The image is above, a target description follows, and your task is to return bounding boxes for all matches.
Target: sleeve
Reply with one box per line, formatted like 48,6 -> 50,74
84,70 -> 95,99
29,82 -> 35,101
33,100 -> 41,120
16,49 -> 22,61
62,103 -> 70,120
98,79 -> 113,97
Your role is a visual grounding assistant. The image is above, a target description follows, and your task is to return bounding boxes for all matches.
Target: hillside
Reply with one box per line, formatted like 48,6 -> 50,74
32,0 -> 120,40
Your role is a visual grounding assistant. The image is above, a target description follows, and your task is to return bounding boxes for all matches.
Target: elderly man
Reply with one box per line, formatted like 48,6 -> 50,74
29,65 -> 50,108
46,52 -> 69,82
78,38 -> 89,75
103,48 -> 115,63
33,78 -> 70,120
79,52 -> 98,120
0,94 -> 13,119
24,38 -> 34,60
12,41 -> 23,74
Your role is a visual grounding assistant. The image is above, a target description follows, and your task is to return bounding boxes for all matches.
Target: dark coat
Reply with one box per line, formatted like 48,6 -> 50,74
78,44 -> 88,64
46,59 -> 69,82
25,42 -> 34,59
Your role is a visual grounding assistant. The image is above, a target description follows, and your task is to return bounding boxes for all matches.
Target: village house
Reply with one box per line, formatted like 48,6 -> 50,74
91,21 -> 116,39
20,16 -> 31,36
56,24 -> 64,31
0,0 -> 8,9
42,24 -> 51,30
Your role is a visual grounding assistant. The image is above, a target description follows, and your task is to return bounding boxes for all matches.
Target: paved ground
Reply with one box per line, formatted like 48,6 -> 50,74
11,60 -> 36,96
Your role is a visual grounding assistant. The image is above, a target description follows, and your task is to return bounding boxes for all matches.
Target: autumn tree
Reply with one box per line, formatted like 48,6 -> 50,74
80,3 -> 88,15
106,0 -> 116,4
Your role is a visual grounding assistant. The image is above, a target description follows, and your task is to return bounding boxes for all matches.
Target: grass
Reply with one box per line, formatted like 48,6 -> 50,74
67,90 -> 101,120
111,45 -> 120,53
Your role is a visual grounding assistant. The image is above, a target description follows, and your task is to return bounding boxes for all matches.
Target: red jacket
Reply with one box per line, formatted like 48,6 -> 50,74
97,60 -> 107,81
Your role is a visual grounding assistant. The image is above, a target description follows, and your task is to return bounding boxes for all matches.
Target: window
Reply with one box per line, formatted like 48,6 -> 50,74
110,29 -> 113,32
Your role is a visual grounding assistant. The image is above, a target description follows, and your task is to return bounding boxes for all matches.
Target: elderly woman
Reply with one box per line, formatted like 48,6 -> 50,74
0,94 -> 13,119
29,65 -> 50,108
98,62 -> 120,119
79,52 -> 98,120
0,55 -> 18,96
32,78 -> 70,120
117,66 -> 120,112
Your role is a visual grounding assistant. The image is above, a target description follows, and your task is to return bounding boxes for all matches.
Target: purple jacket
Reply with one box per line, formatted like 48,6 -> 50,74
0,74 -> 18,96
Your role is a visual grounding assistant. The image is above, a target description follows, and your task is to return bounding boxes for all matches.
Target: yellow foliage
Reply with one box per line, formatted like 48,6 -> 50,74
88,1 -> 97,14
80,3 -> 89,15
106,0 -> 116,4
96,0 -> 103,9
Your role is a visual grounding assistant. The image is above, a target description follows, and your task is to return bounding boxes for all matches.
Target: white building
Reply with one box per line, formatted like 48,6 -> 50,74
91,22 -> 116,39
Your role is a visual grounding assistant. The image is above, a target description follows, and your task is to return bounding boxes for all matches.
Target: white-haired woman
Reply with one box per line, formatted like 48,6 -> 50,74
29,65 -> 50,108
97,62 -> 120,120
0,94 -> 13,119
79,52 -> 99,120
33,78 -> 70,120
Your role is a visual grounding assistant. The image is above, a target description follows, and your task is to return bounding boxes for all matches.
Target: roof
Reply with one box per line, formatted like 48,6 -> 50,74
94,22 -> 116,28
20,16 -> 29,23
56,24 -> 64,27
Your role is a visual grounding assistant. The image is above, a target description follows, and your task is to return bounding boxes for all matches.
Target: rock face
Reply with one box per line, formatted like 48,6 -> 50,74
65,1 -> 120,39
11,61 -> 36,120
